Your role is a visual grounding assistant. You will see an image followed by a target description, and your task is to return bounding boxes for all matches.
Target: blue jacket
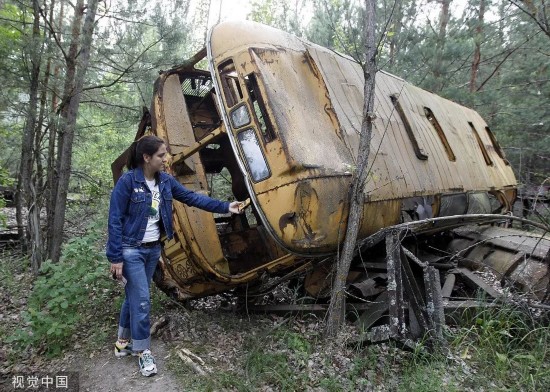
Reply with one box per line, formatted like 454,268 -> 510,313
106,167 -> 230,263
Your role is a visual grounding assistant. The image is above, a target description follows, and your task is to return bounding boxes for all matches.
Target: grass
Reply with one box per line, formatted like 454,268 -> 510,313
163,303 -> 549,392
2,236 -> 548,391
449,305 -> 550,391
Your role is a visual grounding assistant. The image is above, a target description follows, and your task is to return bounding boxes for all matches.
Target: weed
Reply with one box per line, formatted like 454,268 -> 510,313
150,283 -> 172,313
6,226 -> 112,357
0,167 -> 14,227
348,349 -> 375,384
449,304 -> 550,391
245,346 -> 292,387
318,376 -> 344,391
399,363 -> 461,392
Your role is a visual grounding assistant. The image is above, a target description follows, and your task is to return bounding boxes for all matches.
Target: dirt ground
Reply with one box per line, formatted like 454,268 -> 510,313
77,338 -> 181,392
1,333 -> 184,392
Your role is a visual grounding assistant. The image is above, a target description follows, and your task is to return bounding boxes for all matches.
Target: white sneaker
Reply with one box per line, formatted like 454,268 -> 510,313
114,340 -> 135,358
138,349 -> 157,377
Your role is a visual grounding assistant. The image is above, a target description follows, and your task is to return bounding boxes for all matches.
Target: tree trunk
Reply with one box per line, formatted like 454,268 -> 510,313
47,0 -> 83,256
437,0 -> 451,48
14,183 -> 26,253
17,0 -> 44,273
45,0 -> 64,253
195,0 -> 212,47
433,0 -> 452,91
35,0 -> 57,195
48,0 -> 99,263
389,0 -> 403,66
469,0 -> 485,93
325,0 -> 377,337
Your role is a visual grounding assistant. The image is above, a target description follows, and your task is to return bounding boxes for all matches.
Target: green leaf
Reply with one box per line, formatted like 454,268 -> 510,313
514,354 -> 536,361
496,352 -> 507,362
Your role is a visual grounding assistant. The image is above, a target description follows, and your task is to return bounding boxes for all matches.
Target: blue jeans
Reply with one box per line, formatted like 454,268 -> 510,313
117,244 -> 161,351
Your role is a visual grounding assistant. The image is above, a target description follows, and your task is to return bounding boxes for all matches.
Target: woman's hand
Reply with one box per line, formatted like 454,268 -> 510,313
229,201 -> 245,214
110,262 -> 123,280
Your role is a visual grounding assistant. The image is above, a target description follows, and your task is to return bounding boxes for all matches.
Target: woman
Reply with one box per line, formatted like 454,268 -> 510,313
106,135 -> 241,377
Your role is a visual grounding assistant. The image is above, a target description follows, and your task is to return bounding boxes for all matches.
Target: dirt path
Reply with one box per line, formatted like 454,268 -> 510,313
77,339 -> 182,392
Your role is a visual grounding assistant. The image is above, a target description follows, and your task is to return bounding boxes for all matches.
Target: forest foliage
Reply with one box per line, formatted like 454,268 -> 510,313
0,0 -> 548,266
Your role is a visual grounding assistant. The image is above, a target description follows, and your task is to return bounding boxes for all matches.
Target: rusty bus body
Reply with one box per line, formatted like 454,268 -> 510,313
113,21 -> 549,303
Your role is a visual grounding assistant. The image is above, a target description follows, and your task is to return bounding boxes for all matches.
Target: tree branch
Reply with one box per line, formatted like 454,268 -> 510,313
82,34 -> 166,92
38,4 -> 68,61
476,46 -> 519,91
79,99 -> 141,112
508,0 -> 550,38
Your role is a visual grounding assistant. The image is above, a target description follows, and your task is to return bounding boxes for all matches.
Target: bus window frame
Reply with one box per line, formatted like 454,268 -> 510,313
244,72 -> 277,143
230,103 -> 252,129
236,127 -> 271,183
218,59 -> 244,108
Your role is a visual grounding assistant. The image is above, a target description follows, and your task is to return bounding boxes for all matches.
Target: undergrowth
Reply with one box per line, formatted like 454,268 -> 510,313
2,224 -> 548,390
5,225 -> 113,357
166,303 -> 549,392
449,305 -> 550,391
0,167 -> 14,227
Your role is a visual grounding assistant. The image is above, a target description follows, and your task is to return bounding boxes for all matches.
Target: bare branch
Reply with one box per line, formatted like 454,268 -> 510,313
476,46 -> 518,91
508,0 -> 550,38
79,99 -> 140,112
38,4 -> 68,61
82,35 -> 166,92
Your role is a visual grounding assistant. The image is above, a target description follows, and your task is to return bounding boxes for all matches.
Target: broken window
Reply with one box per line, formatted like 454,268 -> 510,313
424,107 -> 456,162
484,126 -> 509,164
230,104 -> 251,128
181,74 -> 214,97
244,73 -> 276,143
179,72 -> 221,141
439,193 -> 467,216
237,128 -> 270,182
390,95 -> 428,160
218,59 -> 243,108
469,122 -> 493,166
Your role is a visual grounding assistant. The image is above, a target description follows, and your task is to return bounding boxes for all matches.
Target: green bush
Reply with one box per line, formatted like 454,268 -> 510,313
0,167 -> 14,227
7,227 -> 111,356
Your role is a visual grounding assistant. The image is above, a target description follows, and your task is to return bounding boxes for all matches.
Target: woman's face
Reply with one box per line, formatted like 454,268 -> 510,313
144,143 -> 168,173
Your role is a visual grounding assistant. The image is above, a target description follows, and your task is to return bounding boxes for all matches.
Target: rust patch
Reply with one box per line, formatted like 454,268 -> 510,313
279,212 -> 297,235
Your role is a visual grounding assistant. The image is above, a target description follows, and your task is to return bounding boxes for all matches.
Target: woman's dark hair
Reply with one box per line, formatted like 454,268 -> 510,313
126,135 -> 166,170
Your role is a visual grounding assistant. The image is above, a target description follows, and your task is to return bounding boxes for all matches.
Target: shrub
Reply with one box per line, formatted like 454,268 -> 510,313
7,227 -> 111,356
0,167 -> 14,227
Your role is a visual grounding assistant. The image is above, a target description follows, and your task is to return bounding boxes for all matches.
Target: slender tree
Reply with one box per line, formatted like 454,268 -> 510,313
326,0 -> 377,337
48,0 -> 99,263
193,0 -> 211,50
46,0 -> 85,261
432,0 -> 452,92
388,0 -> 404,66
469,0 -> 486,93
18,0 -> 43,271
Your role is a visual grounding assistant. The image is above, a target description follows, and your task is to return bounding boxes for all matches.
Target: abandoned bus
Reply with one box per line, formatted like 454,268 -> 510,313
112,21 -> 546,302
